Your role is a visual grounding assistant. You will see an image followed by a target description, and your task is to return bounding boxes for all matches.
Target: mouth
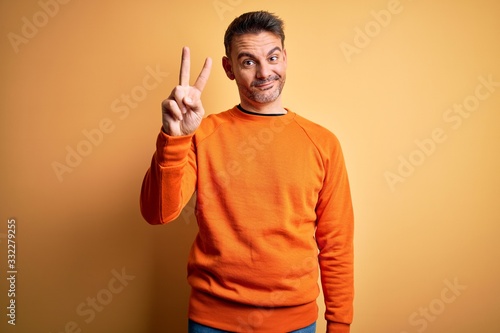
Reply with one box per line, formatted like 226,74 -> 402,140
254,81 -> 275,90
252,75 -> 280,89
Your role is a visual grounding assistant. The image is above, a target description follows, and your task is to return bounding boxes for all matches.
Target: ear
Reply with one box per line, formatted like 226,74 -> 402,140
222,56 -> 235,80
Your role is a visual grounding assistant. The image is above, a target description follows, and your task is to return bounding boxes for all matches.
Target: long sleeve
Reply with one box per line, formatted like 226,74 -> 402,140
315,137 -> 354,333
140,129 -> 197,225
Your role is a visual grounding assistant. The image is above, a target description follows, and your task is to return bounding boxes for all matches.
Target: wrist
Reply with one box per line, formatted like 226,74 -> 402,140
327,321 -> 350,333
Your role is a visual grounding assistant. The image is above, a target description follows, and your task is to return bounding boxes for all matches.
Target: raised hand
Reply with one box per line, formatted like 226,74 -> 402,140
161,47 -> 212,136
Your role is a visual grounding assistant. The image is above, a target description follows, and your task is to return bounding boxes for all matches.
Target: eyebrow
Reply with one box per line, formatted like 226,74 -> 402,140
237,46 -> 282,60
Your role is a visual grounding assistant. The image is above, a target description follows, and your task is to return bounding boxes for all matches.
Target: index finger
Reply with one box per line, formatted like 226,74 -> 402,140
179,46 -> 190,86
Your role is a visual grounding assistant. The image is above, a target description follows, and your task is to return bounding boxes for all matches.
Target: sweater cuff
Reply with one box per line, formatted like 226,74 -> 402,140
327,322 -> 350,333
155,128 -> 194,166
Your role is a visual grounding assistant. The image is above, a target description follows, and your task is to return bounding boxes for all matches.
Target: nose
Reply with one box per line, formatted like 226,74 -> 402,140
256,62 -> 272,80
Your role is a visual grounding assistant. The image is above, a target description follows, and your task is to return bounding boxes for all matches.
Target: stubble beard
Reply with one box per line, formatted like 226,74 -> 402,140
241,76 -> 286,104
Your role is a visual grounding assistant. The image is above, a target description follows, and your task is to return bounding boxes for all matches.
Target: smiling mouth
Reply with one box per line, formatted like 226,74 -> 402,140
252,76 -> 280,89
255,81 -> 274,89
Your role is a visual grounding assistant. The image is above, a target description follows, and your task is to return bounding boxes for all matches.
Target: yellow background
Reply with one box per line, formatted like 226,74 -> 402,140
1,0 -> 499,332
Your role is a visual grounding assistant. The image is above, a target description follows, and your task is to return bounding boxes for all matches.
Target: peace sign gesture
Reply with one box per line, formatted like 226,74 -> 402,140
162,47 -> 212,136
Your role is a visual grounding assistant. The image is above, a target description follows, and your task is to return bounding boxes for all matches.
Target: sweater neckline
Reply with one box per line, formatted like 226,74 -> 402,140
237,104 -> 287,117
230,105 -> 294,122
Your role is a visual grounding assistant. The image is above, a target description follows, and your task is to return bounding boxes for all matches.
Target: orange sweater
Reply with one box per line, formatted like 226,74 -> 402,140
140,106 -> 354,333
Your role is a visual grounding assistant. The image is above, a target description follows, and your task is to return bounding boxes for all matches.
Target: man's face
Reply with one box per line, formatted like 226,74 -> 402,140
223,31 -> 287,106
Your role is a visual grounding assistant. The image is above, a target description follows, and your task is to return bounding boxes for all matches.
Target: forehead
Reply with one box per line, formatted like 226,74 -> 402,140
231,31 -> 283,58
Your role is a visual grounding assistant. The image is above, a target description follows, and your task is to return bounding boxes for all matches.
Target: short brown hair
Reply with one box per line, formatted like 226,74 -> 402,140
224,11 -> 285,56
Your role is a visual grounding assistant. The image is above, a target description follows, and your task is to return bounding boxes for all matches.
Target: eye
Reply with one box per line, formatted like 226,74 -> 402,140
269,55 -> 279,62
243,59 -> 255,67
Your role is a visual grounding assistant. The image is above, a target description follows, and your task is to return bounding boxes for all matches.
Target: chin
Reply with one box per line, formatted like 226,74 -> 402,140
250,87 -> 283,104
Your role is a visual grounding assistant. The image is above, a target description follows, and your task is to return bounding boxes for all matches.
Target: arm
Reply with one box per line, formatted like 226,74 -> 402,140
315,137 -> 354,333
139,131 -> 196,224
139,47 -> 212,224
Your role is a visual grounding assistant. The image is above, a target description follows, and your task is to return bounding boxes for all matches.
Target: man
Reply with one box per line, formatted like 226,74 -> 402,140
140,11 -> 354,333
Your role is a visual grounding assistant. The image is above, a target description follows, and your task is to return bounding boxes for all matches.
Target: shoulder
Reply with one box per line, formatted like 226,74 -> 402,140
292,113 -> 341,148
291,112 -> 348,168
195,108 -> 234,142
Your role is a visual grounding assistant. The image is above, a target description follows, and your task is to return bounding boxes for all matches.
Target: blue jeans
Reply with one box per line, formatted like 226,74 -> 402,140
188,319 -> 316,333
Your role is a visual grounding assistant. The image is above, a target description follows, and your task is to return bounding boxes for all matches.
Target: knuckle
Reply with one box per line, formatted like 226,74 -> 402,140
174,88 -> 186,100
161,99 -> 172,109
162,100 -> 178,114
